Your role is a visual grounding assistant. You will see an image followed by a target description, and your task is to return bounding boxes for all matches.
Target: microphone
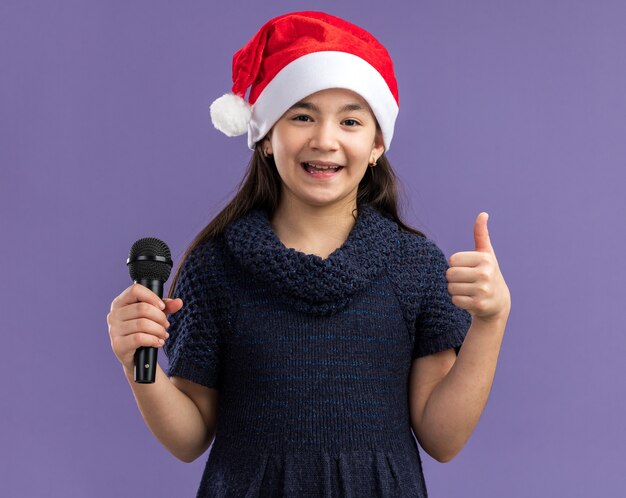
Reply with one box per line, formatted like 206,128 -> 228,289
126,237 -> 173,383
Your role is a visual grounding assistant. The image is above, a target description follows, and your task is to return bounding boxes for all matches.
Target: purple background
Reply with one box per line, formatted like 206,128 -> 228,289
2,1 -> 624,496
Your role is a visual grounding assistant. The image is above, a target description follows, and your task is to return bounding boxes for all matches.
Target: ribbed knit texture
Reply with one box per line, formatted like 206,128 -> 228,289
164,203 -> 472,497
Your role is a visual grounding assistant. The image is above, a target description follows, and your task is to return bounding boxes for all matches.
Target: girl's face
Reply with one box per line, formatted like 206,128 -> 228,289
263,88 -> 385,211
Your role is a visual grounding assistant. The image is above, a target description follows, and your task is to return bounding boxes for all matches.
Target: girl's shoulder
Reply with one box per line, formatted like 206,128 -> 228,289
394,228 -> 449,275
396,226 -> 442,255
177,235 -> 230,286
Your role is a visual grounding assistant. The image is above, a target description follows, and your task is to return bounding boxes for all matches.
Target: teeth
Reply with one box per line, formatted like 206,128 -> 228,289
304,162 -> 340,170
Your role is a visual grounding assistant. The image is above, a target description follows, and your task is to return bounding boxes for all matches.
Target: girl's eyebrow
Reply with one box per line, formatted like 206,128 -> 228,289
288,101 -> 367,113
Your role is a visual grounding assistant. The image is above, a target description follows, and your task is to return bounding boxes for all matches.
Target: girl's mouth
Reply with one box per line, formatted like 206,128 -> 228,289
301,162 -> 344,178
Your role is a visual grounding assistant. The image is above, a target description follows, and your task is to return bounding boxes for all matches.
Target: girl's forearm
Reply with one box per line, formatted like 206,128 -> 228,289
418,314 -> 507,462
124,363 -> 213,463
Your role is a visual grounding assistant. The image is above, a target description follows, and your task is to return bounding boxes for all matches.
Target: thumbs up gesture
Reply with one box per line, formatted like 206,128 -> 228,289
446,213 -> 511,323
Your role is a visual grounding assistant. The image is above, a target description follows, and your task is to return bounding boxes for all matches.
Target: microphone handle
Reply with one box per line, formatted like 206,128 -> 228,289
133,278 -> 164,383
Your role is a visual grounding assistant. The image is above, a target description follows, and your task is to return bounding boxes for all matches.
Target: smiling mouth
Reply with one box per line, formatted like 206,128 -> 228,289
301,162 -> 344,174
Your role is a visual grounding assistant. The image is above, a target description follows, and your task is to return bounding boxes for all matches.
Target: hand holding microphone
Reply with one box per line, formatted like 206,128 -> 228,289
107,238 -> 184,383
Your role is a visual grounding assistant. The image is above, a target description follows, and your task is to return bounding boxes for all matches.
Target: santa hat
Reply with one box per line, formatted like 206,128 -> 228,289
209,11 -> 400,151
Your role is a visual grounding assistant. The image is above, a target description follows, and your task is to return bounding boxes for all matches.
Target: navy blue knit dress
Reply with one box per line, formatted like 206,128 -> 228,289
164,203 -> 472,497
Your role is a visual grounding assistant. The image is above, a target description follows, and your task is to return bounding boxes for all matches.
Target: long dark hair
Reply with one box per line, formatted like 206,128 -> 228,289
167,142 -> 425,298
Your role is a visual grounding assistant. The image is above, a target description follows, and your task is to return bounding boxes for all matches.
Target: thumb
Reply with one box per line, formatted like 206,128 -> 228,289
474,212 -> 494,253
163,297 -> 184,315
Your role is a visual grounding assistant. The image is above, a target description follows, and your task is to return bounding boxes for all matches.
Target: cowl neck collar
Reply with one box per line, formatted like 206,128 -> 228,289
223,203 -> 400,315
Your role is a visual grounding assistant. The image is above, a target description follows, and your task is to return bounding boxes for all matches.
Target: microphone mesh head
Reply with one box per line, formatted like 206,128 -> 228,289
127,237 -> 173,282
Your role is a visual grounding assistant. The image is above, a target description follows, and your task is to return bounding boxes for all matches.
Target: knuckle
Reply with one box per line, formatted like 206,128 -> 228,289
108,323 -> 118,337
482,256 -> 495,270
136,318 -> 151,332
139,302 -> 153,315
131,283 -> 143,296
476,297 -> 490,311
111,335 -> 123,350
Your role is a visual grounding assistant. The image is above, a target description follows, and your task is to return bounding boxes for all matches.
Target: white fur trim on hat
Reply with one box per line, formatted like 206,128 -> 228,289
210,93 -> 252,137
247,51 -> 399,151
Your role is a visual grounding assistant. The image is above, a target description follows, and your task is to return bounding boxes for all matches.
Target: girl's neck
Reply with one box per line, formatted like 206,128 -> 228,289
270,199 -> 358,258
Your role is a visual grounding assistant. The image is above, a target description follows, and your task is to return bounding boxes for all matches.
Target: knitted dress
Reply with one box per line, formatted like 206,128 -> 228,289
163,203 -> 472,497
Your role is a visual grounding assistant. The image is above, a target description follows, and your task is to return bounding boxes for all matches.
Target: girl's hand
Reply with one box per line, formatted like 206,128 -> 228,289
107,283 -> 184,374
446,213 -> 511,323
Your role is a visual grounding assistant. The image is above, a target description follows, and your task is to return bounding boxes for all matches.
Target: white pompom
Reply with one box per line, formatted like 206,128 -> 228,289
209,93 -> 251,137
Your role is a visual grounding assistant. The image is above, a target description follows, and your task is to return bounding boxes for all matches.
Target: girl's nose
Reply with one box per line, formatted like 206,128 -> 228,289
308,121 -> 339,151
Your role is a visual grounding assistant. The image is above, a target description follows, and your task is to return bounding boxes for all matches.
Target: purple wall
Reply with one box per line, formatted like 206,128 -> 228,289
2,1 -> 624,496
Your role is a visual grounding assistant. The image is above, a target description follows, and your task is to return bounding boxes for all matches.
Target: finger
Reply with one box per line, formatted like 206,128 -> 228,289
451,294 -> 474,311
115,316 -> 170,341
163,298 -> 184,316
447,282 -> 477,297
114,301 -> 170,329
474,212 -> 494,254
115,332 -> 166,351
446,267 -> 478,283
449,251 -> 484,268
112,283 -> 166,311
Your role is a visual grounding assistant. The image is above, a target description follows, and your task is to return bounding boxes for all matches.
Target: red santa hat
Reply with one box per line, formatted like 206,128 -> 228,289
209,11 -> 400,151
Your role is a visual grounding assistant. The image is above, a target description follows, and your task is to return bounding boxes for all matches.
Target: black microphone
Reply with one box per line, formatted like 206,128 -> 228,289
126,237 -> 173,383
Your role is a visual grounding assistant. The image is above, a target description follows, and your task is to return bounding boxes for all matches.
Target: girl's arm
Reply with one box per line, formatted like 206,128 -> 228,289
409,314 -> 506,462
108,286 -> 219,463
124,363 -> 218,463
410,212 -> 511,462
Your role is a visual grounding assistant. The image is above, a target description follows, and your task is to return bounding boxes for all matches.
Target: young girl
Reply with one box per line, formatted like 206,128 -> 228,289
107,11 -> 511,497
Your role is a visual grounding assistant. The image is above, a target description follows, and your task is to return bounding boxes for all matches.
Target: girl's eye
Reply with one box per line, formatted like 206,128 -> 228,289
290,115 -> 360,126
